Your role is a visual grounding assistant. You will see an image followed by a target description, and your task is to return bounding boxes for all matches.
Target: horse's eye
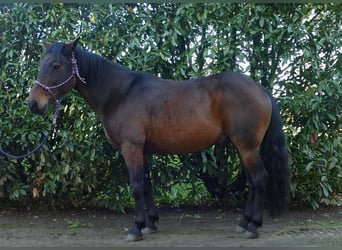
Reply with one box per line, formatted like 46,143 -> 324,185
53,64 -> 61,70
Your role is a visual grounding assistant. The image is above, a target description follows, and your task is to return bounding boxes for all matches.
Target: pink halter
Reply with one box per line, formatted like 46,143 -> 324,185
34,52 -> 86,101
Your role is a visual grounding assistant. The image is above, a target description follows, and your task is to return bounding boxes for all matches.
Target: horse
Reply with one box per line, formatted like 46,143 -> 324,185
28,38 -> 289,241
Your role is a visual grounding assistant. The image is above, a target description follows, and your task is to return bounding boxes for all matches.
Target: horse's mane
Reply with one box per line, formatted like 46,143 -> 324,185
74,46 -> 131,85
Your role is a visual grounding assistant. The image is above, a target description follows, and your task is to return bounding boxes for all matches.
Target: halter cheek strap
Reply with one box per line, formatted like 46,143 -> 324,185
34,52 -> 86,102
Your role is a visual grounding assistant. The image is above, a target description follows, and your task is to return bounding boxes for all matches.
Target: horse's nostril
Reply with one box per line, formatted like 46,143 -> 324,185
28,100 -> 38,113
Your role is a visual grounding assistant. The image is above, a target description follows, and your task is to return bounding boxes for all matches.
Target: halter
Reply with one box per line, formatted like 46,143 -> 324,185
34,52 -> 86,102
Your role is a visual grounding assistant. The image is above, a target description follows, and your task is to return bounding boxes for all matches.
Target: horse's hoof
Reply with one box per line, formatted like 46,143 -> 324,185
236,225 -> 247,234
126,233 -> 143,242
141,227 -> 157,235
243,230 -> 259,239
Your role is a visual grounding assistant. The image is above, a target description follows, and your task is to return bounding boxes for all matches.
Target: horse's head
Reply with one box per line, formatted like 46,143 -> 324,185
28,38 -> 80,115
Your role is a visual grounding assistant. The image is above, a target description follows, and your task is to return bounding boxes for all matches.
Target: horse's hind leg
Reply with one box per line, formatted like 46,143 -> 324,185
141,156 -> 159,234
237,149 -> 268,238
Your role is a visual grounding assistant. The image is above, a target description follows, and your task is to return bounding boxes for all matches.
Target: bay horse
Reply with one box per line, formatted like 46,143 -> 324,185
28,38 -> 289,241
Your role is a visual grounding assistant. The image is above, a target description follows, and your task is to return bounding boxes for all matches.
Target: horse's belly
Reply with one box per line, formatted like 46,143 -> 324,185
144,125 -> 223,154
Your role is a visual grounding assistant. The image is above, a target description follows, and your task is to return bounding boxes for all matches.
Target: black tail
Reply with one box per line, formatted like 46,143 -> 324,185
260,92 -> 290,217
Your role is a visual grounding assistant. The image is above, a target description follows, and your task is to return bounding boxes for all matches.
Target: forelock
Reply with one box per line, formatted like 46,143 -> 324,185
43,42 -> 68,62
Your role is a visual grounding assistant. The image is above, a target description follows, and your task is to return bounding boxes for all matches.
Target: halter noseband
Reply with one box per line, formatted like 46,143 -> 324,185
34,52 -> 86,102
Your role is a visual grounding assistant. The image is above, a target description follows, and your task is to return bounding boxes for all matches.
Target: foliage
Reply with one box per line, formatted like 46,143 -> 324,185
278,5 -> 342,207
0,3 -> 341,211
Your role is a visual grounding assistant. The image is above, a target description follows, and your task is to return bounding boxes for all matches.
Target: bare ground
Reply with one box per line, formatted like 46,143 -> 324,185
0,205 -> 341,247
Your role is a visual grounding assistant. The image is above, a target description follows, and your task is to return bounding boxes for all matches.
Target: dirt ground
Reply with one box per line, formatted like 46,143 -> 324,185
0,205 -> 341,247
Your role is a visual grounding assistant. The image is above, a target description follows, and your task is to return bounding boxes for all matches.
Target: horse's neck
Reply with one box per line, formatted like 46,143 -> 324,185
74,50 -> 133,119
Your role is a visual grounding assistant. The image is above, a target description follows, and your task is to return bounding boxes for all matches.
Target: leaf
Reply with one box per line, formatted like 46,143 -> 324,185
90,148 -> 96,161
64,165 -> 70,175
90,15 -> 96,23
305,162 -> 314,171
319,183 -> 330,198
259,16 -> 264,27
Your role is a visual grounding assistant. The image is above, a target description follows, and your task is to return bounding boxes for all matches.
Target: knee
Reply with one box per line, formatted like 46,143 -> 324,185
131,182 -> 143,199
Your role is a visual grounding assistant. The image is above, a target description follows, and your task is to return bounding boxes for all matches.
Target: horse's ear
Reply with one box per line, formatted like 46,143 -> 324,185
63,37 -> 80,55
71,37 -> 80,51
43,40 -> 51,48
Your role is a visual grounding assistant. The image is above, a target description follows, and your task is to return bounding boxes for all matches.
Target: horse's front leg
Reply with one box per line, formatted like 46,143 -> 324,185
141,156 -> 159,234
121,143 -> 146,241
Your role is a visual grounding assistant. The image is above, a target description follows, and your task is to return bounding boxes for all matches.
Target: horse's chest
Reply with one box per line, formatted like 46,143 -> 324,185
103,126 -> 120,148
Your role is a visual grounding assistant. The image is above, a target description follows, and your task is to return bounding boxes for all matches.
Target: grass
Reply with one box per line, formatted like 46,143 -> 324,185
67,219 -> 93,229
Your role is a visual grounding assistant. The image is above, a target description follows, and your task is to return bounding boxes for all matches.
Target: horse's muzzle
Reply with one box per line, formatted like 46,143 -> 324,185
28,100 -> 40,114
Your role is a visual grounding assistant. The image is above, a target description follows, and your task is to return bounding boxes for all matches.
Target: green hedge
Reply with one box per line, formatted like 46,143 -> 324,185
0,3 -> 341,211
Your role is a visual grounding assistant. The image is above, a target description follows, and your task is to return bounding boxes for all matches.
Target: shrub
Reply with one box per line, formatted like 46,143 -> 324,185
1,3 -> 341,211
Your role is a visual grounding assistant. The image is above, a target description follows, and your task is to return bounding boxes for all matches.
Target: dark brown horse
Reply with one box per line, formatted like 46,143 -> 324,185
28,38 -> 289,241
